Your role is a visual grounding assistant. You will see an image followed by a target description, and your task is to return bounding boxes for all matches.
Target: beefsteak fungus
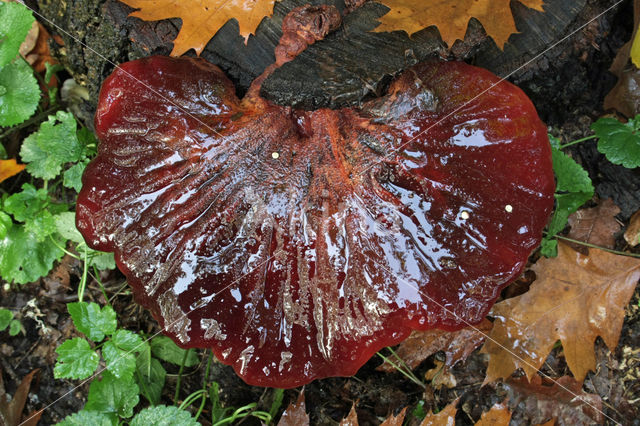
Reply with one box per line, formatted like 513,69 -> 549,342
77,56 -> 554,388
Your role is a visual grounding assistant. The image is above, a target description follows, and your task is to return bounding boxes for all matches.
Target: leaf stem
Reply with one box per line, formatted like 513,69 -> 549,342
0,106 -> 59,140
377,350 -> 425,389
174,348 -> 192,405
78,245 -> 88,301
558,134 -> 597,149
554,235 -> 640,258
194,350 -> 213,420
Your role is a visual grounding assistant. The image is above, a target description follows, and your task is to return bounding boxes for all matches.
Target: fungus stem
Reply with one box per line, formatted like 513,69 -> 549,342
174,348 -> 192,405
553,235 -> 640,258
558,134 -> 597,149
377,350 -> 425,389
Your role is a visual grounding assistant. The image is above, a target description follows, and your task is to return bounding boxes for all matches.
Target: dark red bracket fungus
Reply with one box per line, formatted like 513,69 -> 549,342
76,55 -> 554,388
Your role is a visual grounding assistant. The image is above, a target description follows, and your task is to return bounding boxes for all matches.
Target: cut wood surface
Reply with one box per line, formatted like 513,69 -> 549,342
37,0 -> 589,109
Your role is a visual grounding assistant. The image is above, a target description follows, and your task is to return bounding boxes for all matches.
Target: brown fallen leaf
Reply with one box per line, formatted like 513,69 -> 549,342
378,319 -> 492,372
0,159 -> 25,184
380,407 -> 407,426
504,376 -> 603,425
424,358 -> 457,389
474,401 -> 511,426
0,369 -> 42,426
339,403 -> 358,426
277,391 -> 309,426
624,209 -> 640,246
119,0 -> 276,56
482,242 -> 640,383
420,398 -> 458,426
374,0 -> 545,49
567,198 -> 621,253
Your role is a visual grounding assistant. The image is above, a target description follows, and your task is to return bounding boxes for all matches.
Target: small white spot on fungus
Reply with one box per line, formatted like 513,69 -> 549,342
271,152 -> 280,159
505,204 -> 513,213
460,211 -> 470,220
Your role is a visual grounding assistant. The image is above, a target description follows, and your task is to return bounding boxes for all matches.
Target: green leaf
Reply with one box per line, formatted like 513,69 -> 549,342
0,224 -> 64,284
135,354 -> 166,406
3,183 -> 48,222
0,308 -> 12,331
150,336 -> 199,367
8,319 -> 20,336
54,212 -> 84,243
0,211 -> 11,239
0,59 -> 40,127
111,329 -> 144,352
63,160 -> 88,192
20,111 -> 82,180
0,2 -> 35,67
85,371 -> 139,419
24,209 -> 57,242
540,237 -> 558,258
77,126 -> 98,157
67,302 -> 117,342
54,337 -> 100,380
103,340 -> 136,380
129,405 -> 198,426
56,410 -> 116,426
592,116 -> 640,168
87,249 -> 116,270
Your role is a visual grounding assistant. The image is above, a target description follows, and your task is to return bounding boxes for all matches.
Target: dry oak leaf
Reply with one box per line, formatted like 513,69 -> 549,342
375,0 -> 545,49
119,0 -> 276,56
481,241 -> 640,384
567,198 -> 621,253
380,407 -> 407,426
0,159 -> 25,184
474,401 -> 512,426
339,404 -> 358,426
277,391 -> 309,426
624,209 -> 640,246
420,398 -> 458,426
378,319 -> 492,373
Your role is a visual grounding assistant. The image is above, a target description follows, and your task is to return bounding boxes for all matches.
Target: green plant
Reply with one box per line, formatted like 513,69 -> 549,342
0,307 -> 21,336
542,115 -> 640,256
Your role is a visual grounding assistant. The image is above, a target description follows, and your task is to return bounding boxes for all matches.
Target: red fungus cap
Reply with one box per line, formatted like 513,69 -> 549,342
77,56 -> 554,388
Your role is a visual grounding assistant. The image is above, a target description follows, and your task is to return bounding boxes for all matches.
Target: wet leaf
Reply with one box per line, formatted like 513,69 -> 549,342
84,371 -> 139,419
54,337 -> 100,380
0,369 -> 42,426
475,401 -> 511,426
592,116 -> 640,168
624,209 -> 640,246
57,410 -> 115,426
380,407 -> 407,426
567,198 -> 621,252
118,0 -> 276,56
129,405 -> 198,426
482,242 -> 640,383
67,302 -> 117,342
277,391 -> 309,426
503,375 -> 603,424
150,336 -> 198,367
378,319 -> 492,372
420,399 -> 457,426
339,404 -> 358,426
0,159 -> 25,184
375,0 -> 545,49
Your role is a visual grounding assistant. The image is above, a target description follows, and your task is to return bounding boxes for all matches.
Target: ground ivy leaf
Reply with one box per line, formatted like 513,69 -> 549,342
0,224 -> 64,284
63,160 -> 88,192
135,355 -> 166,406
85,371 -> 139,419
592,116 -> 640,168
24,209 -> 57,242
20,111 -> 82,180
67,302 -> 117,342
0,308 -> 12,330
103,340 -> 136,380
150,336 -> 199,367
0,211 -> 11,239
56,410 -> 116,426
8,319 -> 20,336
130,405 -> 198,426
0,59 -> 40,127
87,249 -> 116,270
0,2 -> 35,67
54,212 -> 84,243
3,183 -> 48,222
54,337 -> 100,380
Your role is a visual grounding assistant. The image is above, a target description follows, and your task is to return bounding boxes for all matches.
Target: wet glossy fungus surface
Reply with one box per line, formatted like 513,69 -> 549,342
77,56 -> 554,388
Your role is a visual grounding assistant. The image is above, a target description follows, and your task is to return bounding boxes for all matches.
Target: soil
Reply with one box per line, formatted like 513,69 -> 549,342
1,0 -> 640,425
